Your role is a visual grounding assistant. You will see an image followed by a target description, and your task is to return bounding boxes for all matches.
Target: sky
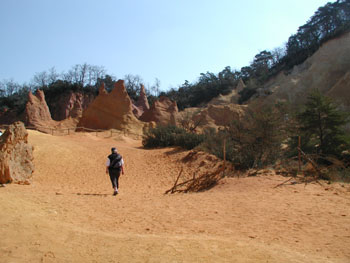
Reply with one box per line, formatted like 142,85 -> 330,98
0,0 -> 332,91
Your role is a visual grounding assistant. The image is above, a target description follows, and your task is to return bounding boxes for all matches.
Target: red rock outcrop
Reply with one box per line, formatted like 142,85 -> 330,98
140,96 -> 178,126
77,80 -> 144,134
133,84 -> 150,118
25,90 -> 57,131
49,91 -> 95,121
132,104 -> 143,119
0,122 -> 34,184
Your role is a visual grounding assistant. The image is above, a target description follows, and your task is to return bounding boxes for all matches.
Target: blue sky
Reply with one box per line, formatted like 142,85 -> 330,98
0,0 -> 331,91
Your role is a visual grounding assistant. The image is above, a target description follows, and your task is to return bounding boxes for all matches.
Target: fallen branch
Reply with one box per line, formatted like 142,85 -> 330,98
165,167 -> 183,194
165,167 -> 225,194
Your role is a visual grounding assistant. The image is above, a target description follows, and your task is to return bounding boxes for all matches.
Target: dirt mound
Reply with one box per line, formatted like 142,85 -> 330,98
78,80 -> 144,134
0,122 -> 34,184
140,96 -> 178,126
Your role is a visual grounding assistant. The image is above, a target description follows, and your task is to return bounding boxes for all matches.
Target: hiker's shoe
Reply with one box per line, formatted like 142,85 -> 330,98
113,190 -> 118,196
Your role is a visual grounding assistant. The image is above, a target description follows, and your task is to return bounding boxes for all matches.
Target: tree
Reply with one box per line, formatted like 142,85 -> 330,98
124,74 -> 144,101
96,74 -> 116,92
297,89 -> 349,156
63,63 -> 105,87
224,105 -> 285,168
32,71 -> 49,88
150,78 -> 161,97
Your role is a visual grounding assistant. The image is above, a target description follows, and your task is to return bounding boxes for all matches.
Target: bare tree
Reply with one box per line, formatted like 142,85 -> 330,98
32,71 -> 49,87
179,109 -> 206,133
87,65 -> 106,86
124,74 -> 144,100
150,77 -> 161,97
0,79 -> 21,96
63,63 -> 106,87
47,67 -> 59,84
271,45 -> 286,65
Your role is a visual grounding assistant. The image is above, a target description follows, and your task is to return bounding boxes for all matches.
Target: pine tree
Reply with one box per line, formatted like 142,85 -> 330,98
297,89 -> 349,156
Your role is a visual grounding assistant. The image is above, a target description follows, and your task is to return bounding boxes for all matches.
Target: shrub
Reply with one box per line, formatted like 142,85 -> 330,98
199,106 -> 286,169
142,125 -> 204,150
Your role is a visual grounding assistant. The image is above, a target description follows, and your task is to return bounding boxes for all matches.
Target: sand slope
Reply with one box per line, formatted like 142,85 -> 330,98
1,130 -> 350,262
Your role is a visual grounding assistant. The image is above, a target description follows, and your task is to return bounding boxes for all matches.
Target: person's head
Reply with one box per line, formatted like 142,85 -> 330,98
111,147 -> 118,153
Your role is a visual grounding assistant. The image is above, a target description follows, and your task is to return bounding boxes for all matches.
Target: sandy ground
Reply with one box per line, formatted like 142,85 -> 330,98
1,130 -> 350,263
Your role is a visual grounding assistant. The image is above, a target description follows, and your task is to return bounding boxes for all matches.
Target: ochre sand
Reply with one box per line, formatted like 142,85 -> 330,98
1,130 -> 350,262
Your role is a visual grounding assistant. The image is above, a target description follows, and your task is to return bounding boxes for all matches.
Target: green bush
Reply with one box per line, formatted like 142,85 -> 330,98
142,125 -> 204,150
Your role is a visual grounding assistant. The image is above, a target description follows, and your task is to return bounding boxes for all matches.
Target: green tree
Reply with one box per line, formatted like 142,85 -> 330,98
297,89 -> 349,156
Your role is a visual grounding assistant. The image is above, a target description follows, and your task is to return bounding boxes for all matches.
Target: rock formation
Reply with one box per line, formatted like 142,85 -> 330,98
25,90 -> 57,131
209,79 -> 245,105
0,122 -> 34,184
77,81 -> 144,134
140,96 -> 178,126
26,90 -> 52,124
178,104 -> 246,132
132,104 -> 143,119
49,91 -> 95,121
133,84 -> 150,118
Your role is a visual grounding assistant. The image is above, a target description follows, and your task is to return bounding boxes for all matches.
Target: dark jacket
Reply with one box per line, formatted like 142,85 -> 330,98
108,153 -> 122,170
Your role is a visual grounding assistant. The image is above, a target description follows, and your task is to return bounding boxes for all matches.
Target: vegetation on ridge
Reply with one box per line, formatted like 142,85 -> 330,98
162,0 -> 350,108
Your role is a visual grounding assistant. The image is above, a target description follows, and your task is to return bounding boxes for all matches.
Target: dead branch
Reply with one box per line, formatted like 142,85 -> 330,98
273,177 -> 294,188
165,166 -> 225,194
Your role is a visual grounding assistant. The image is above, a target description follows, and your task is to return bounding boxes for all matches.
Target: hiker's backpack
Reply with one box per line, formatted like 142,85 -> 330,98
109,154 -> 122,169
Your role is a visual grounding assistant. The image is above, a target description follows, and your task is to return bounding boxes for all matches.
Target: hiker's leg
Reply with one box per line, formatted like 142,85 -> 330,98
115,171 -> 121,189
109,171 -> 117,189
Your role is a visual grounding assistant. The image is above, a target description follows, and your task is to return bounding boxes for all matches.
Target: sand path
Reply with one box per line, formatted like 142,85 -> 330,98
1,130 -> 350,262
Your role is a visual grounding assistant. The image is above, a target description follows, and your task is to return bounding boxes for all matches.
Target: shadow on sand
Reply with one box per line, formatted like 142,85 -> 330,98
76,193 -> 110,197
56,192 -> 110,197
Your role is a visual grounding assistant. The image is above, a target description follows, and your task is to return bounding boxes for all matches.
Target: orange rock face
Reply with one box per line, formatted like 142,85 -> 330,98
25,90 -> 57,131
49,91 -> 95,121
26,90 -> 53,124
0,122 -> 34,184
77,80 -> 144,134
140,96 -> 178,126
133,84 -> 150,118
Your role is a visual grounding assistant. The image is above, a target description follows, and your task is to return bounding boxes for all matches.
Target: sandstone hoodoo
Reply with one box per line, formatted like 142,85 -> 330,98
25,89 -> 58,132
77,80 -> 144,134
140,96 -> 178,126
133,84 -> 150,118
0,122 -> 34,184
25,90 -> 53,126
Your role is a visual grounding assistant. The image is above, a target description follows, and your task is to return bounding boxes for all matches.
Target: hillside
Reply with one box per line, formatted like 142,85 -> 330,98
253,32 -> 350,109
1,131 -> 350,262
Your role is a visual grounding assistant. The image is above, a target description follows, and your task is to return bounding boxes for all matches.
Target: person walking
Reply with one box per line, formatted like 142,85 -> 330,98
106,147 -> 124,195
